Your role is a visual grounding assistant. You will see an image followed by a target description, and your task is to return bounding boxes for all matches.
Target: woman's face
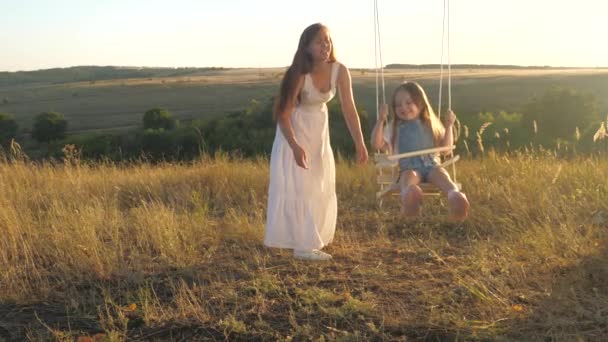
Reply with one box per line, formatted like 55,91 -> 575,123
308,28 -> 332,62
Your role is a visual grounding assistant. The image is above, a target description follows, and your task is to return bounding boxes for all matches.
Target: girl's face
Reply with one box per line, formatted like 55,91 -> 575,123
393,90 -> 422,121
308,28 -> 332,62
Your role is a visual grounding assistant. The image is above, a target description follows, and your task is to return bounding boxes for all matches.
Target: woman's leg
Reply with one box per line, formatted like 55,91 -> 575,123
427,167 -> 469,221
400,170 -> 423,216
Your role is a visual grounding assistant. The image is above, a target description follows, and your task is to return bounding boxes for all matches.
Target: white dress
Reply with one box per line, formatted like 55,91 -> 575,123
264,62 -> 340,251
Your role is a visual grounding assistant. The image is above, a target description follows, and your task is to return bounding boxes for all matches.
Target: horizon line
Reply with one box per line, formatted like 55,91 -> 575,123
2,63 -> 608,74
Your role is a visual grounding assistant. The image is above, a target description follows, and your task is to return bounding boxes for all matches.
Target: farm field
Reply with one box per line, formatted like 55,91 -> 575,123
1,67 -> 607,134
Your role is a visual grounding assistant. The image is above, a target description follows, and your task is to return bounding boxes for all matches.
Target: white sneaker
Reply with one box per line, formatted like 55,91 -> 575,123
293,249 -> 332,261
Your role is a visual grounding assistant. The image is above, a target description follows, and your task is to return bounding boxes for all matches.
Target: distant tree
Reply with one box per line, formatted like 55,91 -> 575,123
0,113 -> 18,145
522,87 -> 599,141
143,108 -> 176,130
32,111 -> 68,143
139,128 -> 175,160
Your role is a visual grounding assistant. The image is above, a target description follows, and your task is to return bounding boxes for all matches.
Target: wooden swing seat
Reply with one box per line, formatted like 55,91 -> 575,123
375,146 -> 461,204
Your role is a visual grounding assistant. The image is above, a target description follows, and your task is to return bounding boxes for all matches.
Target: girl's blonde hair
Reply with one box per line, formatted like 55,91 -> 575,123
389,81 -> 445,149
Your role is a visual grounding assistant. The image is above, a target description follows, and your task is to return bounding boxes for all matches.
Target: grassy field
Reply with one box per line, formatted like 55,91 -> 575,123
1,67 -> 608,134
1,149 -> 607,340
0,68 -> 282,133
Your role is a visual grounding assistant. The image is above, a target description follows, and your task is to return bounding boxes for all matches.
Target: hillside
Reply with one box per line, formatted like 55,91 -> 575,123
0,66 -> 607,134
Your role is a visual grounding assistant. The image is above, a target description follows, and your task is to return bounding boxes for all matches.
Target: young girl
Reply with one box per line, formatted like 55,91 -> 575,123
370,81 -> 469,220
264,23 -> 368,261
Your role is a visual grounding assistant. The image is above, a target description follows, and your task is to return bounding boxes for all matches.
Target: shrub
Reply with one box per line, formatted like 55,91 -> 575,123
0,113 -> 18,145
522,87 -> 599,141
143,108 -> 176,130
32,111 -> 68,143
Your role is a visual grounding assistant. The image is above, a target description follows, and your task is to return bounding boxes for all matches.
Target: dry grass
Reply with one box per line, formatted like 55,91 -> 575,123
0,151 -> 607,340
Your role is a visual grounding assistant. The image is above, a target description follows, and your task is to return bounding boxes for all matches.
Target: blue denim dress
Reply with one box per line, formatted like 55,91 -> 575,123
397,119 -> 439,181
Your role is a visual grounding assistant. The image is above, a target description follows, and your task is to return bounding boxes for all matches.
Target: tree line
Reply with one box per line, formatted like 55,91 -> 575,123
0,86 -> 605,161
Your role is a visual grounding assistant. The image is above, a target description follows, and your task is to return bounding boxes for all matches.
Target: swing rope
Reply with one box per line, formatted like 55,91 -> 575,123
438,0 -> 446,119
447,0 -> 451,111
373,0 -> 386,123
437,0 -> 456,183
446,0 -> 456,183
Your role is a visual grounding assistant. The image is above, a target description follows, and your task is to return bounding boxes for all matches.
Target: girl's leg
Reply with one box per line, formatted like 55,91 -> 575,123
399,170 -> 423,216
427,167 -> 469,221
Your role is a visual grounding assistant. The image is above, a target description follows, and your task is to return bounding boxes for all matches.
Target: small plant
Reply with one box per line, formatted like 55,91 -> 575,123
476,122 -> 492,154
62,144 -> 81,165
593,115 -> 608,142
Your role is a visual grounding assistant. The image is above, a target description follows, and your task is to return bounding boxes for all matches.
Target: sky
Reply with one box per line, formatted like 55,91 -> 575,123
1,0 -> 606,72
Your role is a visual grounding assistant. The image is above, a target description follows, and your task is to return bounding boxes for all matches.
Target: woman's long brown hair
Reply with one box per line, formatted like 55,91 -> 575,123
389,81 -> 445,149
273,23 -> 336,120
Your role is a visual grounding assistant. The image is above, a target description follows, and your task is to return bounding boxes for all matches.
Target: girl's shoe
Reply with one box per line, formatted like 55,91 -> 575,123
293,249 -> 332,261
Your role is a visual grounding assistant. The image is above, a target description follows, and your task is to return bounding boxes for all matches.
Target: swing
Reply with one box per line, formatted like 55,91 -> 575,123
373,0 -> 461,207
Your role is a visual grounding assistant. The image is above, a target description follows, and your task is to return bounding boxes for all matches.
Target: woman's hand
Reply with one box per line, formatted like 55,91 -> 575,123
355,143 -> 369,165
292,143 -> 309,169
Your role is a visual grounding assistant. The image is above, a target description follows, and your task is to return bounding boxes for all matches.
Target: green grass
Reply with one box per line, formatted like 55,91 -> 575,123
0,150 -> 607,340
